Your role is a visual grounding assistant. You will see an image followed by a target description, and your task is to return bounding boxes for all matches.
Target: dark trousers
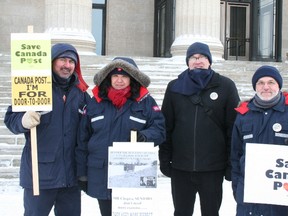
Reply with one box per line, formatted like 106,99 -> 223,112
24,186 -> 81,216
171,168 -> 224,216
98,199 -> 112,216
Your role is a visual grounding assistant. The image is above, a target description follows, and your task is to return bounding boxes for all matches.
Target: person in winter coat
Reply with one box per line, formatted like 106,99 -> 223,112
231,65 -> 288,216
159,42 -> 240,216
76,57 -> 166,216
4,43 -> 90,216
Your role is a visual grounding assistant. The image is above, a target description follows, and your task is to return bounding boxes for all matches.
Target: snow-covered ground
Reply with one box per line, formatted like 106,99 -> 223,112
0,177 -> 236,215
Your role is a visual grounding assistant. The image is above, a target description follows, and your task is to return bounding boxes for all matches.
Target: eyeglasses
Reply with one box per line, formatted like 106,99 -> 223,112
189,55 -> 207,62
256,80 -> 277,87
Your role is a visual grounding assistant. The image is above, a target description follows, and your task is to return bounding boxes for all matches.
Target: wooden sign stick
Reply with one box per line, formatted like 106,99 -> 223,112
30,126 -> 39,195
130,130 -> 137,143
28,25 -> 40,196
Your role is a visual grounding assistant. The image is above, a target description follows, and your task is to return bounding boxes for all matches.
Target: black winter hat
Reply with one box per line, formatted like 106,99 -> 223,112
109,68 -> 130,77
186,42 -> 212,66
252,65 -> 282,90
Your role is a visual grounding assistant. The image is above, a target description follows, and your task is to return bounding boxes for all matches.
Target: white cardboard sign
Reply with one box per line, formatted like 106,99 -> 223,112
244,143 -> 288,206
109,142 -> 157,215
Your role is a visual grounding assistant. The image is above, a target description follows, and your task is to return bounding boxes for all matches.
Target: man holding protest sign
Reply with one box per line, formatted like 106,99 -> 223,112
232,65 -> 288,215
5,43 -> 90,216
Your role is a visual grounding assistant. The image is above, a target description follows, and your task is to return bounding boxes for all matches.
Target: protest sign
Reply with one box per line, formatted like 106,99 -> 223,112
10,31 -> 52,195
244,143 -> 288,206
109,137 -> 158,215
112,188 -> 156,215
11,33 -> 52,112
108,143 -> 157,189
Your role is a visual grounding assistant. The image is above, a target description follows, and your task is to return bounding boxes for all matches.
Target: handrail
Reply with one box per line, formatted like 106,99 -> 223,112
225,37 -> 250,60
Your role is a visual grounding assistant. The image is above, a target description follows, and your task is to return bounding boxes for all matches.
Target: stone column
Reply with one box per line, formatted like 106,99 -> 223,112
171,0 -> 223,61
45,0 -> 96,54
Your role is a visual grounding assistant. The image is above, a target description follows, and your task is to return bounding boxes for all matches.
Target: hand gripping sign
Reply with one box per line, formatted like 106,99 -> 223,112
11,28 -> 52,196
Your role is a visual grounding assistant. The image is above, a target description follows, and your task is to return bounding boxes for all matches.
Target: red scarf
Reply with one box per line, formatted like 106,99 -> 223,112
107,86 -> 131,108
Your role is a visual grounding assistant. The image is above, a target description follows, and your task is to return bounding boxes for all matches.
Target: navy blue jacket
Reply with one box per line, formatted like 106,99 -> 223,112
76,88 -> 165,199
231,93 -> 288,215
4,83 -> 90,189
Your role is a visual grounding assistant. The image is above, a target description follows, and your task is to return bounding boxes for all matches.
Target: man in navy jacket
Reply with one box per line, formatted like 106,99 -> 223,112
5,43 -> 90,216
232,65 -> 288,215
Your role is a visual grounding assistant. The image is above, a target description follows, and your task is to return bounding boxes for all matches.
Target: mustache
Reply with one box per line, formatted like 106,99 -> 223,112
60,66 -> 72,72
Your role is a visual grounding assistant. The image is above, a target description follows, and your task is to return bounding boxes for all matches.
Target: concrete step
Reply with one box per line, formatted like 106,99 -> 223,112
0,126 -> 16,136
0,143 -> 23,155
0,167 -> 19,178
0,154 -> 21,168
0,107 -> 8,118
0,134 -> 25,145
0,98 -> 11,105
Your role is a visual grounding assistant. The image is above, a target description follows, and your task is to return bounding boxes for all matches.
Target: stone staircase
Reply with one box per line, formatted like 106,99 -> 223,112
0,54 -> 24,178
1,53 -> 287,179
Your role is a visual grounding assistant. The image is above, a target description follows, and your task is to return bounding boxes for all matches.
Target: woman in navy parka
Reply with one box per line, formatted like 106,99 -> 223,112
231,65 -> 288,216
4,43 -> 90,216
76,57 -> 166,216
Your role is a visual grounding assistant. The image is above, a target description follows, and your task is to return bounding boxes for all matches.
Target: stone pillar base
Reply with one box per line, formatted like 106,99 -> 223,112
171,35 -> 224,62
46,28 -> 96,55
45,0 -> 96,55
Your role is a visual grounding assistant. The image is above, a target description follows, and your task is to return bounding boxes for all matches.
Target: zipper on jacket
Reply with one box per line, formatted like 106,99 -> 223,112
193,105 -> 198,171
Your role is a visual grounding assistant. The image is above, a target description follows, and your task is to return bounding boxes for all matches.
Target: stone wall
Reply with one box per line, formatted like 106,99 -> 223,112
106,0 -> 154,56
0,0 -> 45,54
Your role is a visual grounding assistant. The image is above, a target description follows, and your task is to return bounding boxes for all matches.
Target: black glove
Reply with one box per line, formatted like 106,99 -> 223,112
160,162 -> 172,178
137,132 -> 146,142
78,180 -> 88,193
224,166 -> 232,181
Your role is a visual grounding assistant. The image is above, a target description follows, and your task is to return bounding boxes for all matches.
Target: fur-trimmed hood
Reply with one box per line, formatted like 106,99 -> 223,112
93,57 -> 151,87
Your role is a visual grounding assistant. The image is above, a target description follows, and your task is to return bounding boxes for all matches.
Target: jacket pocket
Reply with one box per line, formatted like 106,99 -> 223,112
129,105 -> 148,130
87,157 -> 106,184
38,152 -> 56,180
241,123 -> 253,140
89,107 -> 105,131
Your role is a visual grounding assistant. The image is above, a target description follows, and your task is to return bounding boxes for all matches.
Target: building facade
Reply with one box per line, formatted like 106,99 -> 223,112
0,0 -> 287,62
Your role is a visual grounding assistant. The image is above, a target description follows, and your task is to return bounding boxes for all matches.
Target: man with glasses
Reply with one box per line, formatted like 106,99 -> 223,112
231,65 -> 288,215
159,42 -> 240,215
